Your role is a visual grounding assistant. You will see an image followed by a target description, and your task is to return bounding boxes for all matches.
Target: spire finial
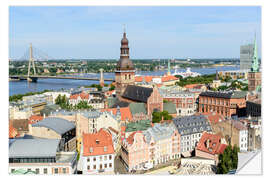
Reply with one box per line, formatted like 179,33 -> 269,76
123,24 -> 126,33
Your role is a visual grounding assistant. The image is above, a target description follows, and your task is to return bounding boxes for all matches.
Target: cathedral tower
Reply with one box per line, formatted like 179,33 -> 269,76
115,28 -> 135,96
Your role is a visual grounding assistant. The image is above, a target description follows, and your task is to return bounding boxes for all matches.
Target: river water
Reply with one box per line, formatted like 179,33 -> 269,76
9,66 -> 239,96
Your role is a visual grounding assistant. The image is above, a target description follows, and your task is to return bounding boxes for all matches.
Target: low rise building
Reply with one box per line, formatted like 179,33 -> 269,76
173,115 -> 212,154
29,117 -> 76,152
81,129 -> 115,174
159,88 -> 196,116
9,138 -> 77,174
195,132 -> 227,165
210,119 -> 248,152
199,91 -> 247,117
121,131 -> 150,172
218,69 -> 249,80
142,123 -> 181,167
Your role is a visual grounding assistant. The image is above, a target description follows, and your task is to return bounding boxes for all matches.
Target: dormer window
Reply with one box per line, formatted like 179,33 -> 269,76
90,147 -> 93,153
104,146 -> 107,152
96,140 -> 100,144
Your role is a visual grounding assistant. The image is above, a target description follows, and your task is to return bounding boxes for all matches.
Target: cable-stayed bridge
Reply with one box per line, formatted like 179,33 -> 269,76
9,44 -> 114,83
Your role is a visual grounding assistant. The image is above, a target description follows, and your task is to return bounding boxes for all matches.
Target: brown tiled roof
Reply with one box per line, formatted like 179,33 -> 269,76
83,129 -> 114,156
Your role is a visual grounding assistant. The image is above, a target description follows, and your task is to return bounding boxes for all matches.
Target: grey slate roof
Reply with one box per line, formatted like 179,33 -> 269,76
81,111 -> 101,119
200,91 -> 247,99
32,117 -> 75,135
173,115 -> 212,136
9,138 -> 60,158
163,102 -> 177,114
107,97 -> 130,108
122,85 -> 153,103
143,123 -> 177,143
129,102 -> 147,115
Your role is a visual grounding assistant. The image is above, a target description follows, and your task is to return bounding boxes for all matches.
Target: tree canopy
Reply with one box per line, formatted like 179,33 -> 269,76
152,110 -> 173,123
217,145 -> 240,174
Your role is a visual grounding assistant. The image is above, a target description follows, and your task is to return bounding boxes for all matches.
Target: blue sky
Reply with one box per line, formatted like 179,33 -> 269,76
9,6 -> 261,59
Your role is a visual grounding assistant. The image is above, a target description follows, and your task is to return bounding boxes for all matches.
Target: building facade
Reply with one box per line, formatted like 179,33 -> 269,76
199,91 -> 247,117
159,88 -> 196,116
173,115 -> 212,154
30,117 -> 76,152
82,129 -> 115,174
9,139 -> 77,175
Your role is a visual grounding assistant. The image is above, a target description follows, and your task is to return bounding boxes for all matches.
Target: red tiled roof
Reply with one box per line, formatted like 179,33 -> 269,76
70,92 -> 89,100
161,75 -> 178,82
196,132 -> 227,155
28,115 -> 44,124
202,112 -> 225,124
144,76 -> 153,83
101,107 -> 132,121
83,129 -> 114,156
135,76 -> 143,82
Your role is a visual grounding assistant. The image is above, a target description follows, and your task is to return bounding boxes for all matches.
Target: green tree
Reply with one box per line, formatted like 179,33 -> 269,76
109,84 -> 115,91
217,145 -> 239,174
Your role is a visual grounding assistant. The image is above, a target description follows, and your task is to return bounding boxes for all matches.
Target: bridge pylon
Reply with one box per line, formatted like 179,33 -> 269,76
99,68 -> 104,87
27,43 -> 37,82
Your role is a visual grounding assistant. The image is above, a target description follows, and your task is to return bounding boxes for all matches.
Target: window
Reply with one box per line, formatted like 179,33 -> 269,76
54,168 -> 58,174
104,156 -> 107,161
11,169 -> 15,173
63,168 -> 67,174
105,164 -> 107,168
35,168 -> 39,174
87,166 -> 90,170
43,168 -> 48,174
109,155 -> 112,160
94,157 -> 96,161
100,164 -> 103,169
104,146 -> 107,152
87,158 -> 90,162
93,165 -> 96,169
109,163 -> 112,168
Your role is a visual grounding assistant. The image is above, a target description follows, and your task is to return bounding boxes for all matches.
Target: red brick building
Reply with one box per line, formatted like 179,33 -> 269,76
248,72 -> 261,91
199,91 -> 247,117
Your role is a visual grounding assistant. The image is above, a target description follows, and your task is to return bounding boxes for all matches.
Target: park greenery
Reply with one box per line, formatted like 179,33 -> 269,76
152,110 -> 173,123
217,145 -> 240,174
9,89 -> 50,102
55,95 -> 93,110
175,74 -> 217,87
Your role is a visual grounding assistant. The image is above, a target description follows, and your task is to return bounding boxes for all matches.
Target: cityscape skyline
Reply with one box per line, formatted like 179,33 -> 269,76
9,6 -> 261,59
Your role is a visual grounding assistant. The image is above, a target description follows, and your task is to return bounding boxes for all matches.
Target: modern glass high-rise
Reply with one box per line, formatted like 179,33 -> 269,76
240,44 -> 254,70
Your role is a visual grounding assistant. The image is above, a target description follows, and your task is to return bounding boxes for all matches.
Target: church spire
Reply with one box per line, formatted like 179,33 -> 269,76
251,33 -> 259,72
